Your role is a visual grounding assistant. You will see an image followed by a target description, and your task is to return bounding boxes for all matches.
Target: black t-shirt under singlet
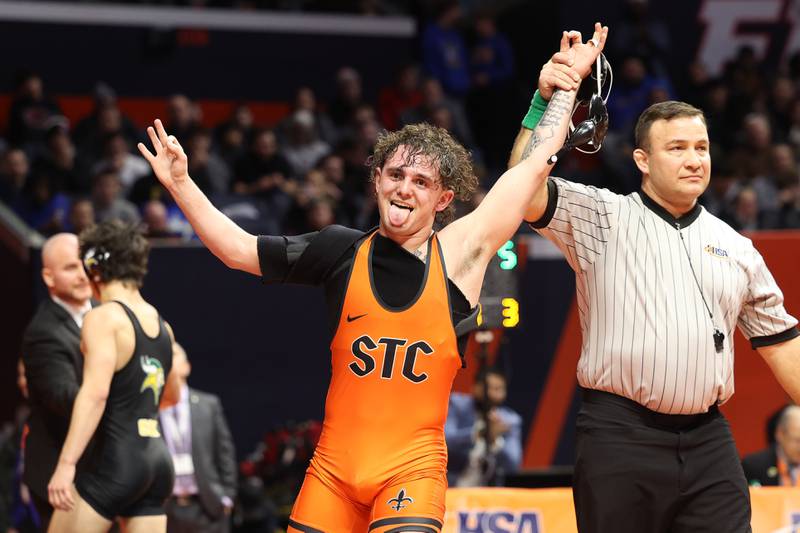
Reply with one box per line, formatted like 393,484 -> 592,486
257,229 -> 474,341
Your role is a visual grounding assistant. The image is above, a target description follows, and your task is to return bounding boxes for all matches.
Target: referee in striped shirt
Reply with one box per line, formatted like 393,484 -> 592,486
510,38 -> 800,532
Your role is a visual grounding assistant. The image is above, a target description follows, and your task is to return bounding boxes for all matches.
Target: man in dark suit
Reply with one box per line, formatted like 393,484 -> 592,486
743,405 -> 800,486
21,232 -> 92,529
160,343 -> 237,533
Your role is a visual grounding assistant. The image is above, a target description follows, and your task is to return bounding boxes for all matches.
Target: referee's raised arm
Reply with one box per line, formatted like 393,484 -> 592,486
507,30 -> 590,222
440,23 -> 608,293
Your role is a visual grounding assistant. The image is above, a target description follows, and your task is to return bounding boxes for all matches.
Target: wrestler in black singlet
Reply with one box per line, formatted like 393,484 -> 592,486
76,301 -> 175,519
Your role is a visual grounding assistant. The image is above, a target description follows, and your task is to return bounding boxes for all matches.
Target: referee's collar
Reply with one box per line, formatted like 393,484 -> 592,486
638,190 -> 702,229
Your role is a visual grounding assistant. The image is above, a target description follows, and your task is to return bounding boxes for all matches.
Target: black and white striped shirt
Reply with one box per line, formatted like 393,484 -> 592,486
531,177 -> 799,415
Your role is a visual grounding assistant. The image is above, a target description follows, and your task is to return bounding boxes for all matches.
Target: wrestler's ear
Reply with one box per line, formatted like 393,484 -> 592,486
373,167 -> 382,195
434,189 -> 455,212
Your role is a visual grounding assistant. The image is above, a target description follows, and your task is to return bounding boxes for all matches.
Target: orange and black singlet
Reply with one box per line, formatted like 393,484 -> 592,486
310,230 -> 461,495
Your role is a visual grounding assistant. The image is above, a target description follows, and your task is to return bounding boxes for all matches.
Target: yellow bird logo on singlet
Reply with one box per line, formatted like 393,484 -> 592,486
139,356 -> 165,405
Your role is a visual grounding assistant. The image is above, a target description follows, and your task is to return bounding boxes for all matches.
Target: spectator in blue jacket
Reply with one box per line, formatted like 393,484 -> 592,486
445,367 -> 522,487
421,1 -> 471,97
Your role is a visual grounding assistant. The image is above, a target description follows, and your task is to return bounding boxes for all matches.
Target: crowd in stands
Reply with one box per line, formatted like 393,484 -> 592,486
2,1 -> 800,249
571,0 -> 800,231
3,2 -> 800,530
0,2 -> 512,241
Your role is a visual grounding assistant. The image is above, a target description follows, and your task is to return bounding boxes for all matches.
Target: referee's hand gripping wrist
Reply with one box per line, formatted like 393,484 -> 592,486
523,31 -> 582,129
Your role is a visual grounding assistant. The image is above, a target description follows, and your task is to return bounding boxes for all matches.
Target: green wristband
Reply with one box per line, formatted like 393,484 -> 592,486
521,90 -> 549,130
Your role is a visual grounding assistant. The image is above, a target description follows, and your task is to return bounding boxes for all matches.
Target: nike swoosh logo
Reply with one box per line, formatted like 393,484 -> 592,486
347,313 -> 368,322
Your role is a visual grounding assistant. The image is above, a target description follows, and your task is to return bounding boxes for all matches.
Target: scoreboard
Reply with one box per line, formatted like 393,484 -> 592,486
478,239 -> 521,329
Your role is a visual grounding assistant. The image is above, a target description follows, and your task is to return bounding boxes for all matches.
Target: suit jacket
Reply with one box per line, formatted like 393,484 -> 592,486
173,389 -> 238,519
21,297 -> 84,499
742,446 -> 780,486
444,393 -> 523,486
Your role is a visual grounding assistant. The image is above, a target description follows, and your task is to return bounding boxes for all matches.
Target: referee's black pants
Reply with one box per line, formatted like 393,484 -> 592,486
573,388 -> 751,533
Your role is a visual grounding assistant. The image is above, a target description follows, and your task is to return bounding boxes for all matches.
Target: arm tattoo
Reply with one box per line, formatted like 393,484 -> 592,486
521,89 -> 573,160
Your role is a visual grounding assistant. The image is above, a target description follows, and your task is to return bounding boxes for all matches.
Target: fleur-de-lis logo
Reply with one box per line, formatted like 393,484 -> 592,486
387,488 -> 413,511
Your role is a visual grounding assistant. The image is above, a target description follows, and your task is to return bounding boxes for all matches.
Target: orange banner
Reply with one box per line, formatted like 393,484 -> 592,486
751,487 -> 800,532
443,487 -> 800,532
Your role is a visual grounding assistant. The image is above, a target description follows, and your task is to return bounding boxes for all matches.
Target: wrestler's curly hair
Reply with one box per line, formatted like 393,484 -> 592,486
368,123 -> 478,224
79,220 -> 150,287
